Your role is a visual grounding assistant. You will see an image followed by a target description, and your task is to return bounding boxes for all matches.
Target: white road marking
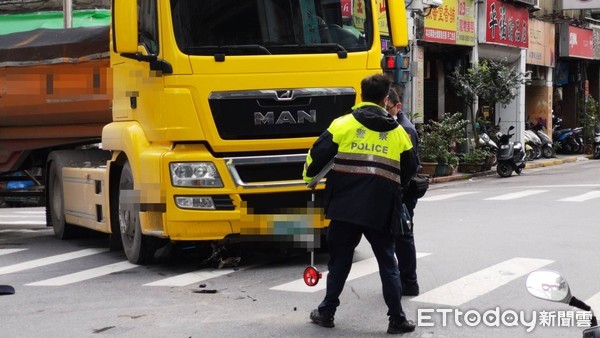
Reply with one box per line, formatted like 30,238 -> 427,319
484,190 -> 548,201
558,191 -> 600,202
270,252 -> 432,293
586,292 -> 600,317
26,261 -> 138,286
0,215 -> 45,218
0,228 -> 50,233
411,257 -> 554,306
0,248 -> 107,275
144,265 -> 256,287
420,192 -> 478,202
0,248 -> 27,256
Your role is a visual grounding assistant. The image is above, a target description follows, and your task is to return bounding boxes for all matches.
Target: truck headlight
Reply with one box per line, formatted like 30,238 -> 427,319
170,162 -> 223,187
175,196 -> 215,209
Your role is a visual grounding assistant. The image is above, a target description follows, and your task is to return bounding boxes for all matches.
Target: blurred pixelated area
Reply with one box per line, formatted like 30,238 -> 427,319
239,202 -> 328,250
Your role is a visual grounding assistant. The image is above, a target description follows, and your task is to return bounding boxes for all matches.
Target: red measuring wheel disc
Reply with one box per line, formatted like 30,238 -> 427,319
303,266 -> 322,287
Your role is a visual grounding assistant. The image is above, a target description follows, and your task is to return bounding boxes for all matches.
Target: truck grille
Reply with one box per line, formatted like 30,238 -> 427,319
209,88 -> 355,140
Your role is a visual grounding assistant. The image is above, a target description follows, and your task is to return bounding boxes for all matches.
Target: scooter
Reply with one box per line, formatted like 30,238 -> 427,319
552,115 -> 583,154
594,123 -> 600,160
495,125 -> 526,178
478,125 -> 498,166
526,270 -> 599,337
531,122 -> 555,158
524,128 -> 542,160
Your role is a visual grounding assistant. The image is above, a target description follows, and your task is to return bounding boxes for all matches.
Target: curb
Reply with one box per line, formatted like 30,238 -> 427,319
429,155 -> 593,184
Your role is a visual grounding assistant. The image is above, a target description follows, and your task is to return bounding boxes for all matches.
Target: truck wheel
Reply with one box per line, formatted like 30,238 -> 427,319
496,162 -> 512,178
119,161 -> 159,264
47,157 -> 80,239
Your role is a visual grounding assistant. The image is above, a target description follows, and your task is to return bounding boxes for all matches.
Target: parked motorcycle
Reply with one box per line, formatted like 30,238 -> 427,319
552,115 -> 584,154
495,125 -> 526,177
524,127 -> 542,160
526,270 -> 599,337
478,129 -> 498,166
593,123 -> 600,160
530,122 -> 555,158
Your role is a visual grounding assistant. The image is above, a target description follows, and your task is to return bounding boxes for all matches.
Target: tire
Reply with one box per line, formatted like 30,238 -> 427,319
119,161 -> 162,264
533,147 -> 541,159
497,162 -> 512,178
525,149 -> 533,161
47,156 -> 80,239
542,145 -> 554,158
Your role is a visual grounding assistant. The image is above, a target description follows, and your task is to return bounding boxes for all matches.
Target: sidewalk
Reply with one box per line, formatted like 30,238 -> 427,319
430,154 -> 594,184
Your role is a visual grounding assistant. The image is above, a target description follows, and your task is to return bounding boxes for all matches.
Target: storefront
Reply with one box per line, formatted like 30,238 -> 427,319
410,0 -> 475,124
555,24 -> 595,129
525,19 -> 555,134
476,0 -> 530,142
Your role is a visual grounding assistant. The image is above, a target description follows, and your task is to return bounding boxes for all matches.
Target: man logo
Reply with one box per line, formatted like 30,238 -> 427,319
254,110 -> 316,125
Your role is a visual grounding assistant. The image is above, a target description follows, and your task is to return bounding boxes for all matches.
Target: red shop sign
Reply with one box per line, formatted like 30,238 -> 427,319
560,25 -> 594,59
484,0 -> 529,48
341,0 -> 352,18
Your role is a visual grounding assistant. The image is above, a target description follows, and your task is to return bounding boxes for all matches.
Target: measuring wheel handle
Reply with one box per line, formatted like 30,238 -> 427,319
303,266 -> 322,287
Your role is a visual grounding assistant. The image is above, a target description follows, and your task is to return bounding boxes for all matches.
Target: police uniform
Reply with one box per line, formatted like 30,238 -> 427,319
394,111 -> 420,292
304,102 -> 418,323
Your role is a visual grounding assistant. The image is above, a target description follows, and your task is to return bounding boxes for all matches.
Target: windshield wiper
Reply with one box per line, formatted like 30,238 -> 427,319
183,45 -> 271,61
267,43 -> 348,58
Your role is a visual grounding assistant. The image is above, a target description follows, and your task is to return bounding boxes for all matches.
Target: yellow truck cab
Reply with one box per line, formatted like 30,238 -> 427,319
46,0 -> 408,264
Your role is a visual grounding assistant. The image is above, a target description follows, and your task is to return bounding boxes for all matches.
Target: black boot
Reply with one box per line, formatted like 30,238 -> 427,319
387,318 -> 416,334
309,309 -> 335,328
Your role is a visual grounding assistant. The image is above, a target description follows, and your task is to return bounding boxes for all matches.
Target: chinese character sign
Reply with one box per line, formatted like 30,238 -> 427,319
424,0 -> 474,46
354,0 -> 388,36
559,24 -> 594,59
484,0 -> 528,48
341,0 -> 352,18
527,19 -> 555,67
457,0 -> 475,46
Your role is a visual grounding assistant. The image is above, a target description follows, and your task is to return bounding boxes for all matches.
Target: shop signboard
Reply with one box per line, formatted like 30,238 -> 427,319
423,0 -> 475,46
482,0 -> 529,48
353,0 -> 388,36
342,0 -> 352,18
559,24 -> 594,59
527,19 -> 555,67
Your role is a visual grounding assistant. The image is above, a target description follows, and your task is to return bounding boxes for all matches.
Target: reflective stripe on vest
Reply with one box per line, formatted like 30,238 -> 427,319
333,152 -> 401,183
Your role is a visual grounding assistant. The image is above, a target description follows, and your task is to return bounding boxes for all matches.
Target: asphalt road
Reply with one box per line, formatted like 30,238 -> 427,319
1,157 -> 599,337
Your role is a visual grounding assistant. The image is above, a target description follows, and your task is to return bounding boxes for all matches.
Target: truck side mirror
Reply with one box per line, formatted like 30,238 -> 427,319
112,1 -> 139,54
385,0 -> 408,48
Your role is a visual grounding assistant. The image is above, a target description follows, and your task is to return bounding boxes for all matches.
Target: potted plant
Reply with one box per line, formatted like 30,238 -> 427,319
418,112 -> 467,177
459,147 -> 493,173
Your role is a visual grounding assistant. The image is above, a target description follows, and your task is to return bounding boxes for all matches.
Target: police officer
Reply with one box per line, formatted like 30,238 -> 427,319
304,74 -> 418,334
387,87 -> 421,296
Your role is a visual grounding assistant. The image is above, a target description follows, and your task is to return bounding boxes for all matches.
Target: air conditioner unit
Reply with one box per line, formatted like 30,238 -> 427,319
532,66 -> 545,80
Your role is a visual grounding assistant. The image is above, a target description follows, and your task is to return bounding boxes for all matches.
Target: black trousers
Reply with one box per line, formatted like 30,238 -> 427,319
318,220 -> 406,321
396,196 -> 418,286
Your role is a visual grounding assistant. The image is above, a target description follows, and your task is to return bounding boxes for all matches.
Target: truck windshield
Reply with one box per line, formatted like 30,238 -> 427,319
170,0 -> 373,56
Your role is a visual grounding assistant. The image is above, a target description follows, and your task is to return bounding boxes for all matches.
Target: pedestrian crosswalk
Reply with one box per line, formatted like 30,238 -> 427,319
270,252 -> 432,293
1,187 -> 599,307
1,245 -> 600,314
418,188 -> 600,203
410,257 -> 554,306
0,246 -> 577,307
